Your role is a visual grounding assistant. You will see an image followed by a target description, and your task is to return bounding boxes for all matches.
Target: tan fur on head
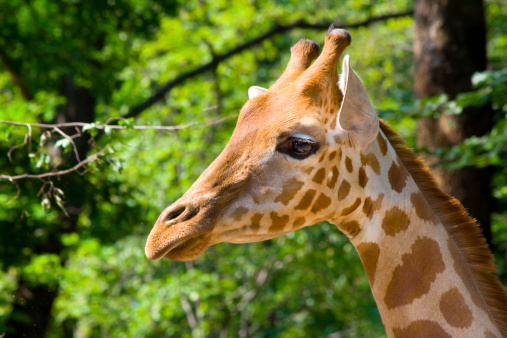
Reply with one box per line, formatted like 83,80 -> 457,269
379,120 -> 507,337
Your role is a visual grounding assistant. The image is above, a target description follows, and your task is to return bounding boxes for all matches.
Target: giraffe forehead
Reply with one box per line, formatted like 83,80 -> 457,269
232,104 -> 329,154
237,85 -> 343,141
239,91 -> 310,123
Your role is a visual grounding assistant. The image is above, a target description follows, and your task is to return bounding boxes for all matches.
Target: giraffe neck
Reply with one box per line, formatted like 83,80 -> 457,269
330,128 -> 505,337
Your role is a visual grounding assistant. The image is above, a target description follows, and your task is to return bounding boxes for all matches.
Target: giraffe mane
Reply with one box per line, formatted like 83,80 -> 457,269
379,119 -> 507,337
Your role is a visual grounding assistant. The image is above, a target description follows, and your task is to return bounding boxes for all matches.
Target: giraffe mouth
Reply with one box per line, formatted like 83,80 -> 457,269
145,220 -> 213,261
162,233 -> 211,261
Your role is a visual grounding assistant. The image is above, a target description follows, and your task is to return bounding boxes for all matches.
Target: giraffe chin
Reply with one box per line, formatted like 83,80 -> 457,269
162,235 -> 211,261
145,215 -> 214,261
145,227 -> 212,261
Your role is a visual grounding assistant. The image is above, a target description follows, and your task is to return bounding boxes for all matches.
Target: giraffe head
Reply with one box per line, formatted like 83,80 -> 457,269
146,28 -> 380,261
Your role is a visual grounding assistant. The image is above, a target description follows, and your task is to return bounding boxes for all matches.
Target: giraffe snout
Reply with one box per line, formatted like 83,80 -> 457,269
146,200 -> 212,261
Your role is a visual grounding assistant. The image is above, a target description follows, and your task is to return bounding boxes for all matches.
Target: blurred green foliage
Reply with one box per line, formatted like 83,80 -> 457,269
0,0 -> 506,336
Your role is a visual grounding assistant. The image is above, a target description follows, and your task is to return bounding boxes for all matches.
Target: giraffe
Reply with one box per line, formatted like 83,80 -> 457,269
145,28 -> 507,337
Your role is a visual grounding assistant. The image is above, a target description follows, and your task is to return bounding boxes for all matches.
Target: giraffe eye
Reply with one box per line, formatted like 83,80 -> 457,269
277,137 -> 319,159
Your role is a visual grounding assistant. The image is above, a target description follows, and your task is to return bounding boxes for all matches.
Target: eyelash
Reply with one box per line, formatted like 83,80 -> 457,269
276,137 -> 319,159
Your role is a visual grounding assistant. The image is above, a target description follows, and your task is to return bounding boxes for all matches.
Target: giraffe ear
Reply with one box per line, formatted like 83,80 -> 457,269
248,86 -> 268,99
337,55 -> 379,147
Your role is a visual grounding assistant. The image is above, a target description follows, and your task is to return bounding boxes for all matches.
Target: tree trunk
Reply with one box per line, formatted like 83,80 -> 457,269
414,0 -> 493,245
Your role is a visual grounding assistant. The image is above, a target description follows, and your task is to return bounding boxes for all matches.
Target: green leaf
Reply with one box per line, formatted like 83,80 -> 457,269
54,138 -> 71,150
83,123 -> 99,137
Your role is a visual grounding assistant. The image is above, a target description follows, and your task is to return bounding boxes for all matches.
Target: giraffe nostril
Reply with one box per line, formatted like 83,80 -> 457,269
182,206 -> 199,222
163,204 -> 200,224
165,206 -> 186,222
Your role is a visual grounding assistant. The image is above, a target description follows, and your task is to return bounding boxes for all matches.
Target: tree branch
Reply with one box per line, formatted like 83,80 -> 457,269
0,119 -> 195,131
123,10 -> 413,120
53,126 -> 82,162
0,147 -> 108,182
0,115 -> 235,131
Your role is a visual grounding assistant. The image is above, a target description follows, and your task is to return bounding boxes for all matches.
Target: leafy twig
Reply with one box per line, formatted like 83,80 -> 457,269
0,115 -> 236,183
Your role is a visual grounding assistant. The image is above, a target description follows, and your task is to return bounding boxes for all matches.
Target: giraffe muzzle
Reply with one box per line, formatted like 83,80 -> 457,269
145,200 -> 213,261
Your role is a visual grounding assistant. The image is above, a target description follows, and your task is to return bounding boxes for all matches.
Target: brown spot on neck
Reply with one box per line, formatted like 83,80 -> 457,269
326,166 -> 339,189
362,193 -> 384,220
318,150 -> 327,163
410,192 -> 439,225
250,213 -> 263,233
341,198 -> 361,216
337,180 -> 351,201
392,320 -> 451,338
292,216 -> 306,229
231,206 -> 248,221
357,242 -> 380,286
377,132 -> 388,156
439,287 -> 473,328
269,212 -> 289,232
294,189 -> 317,210
385,237 -> 445,309
312,168 -> 326,184
303,166 -> 314,174
388,160 -> 409,193
345,156 -> 353,172
311,193 -> 331,213
274,177 -> 304,206
382,206 -> 410,237
358,167 -> 368,188
360,152 -> 380,175
339,220 -> 361,237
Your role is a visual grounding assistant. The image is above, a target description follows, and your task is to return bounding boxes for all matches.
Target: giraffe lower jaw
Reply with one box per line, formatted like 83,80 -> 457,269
163,234 -> 211,261
145,230 -> 211,261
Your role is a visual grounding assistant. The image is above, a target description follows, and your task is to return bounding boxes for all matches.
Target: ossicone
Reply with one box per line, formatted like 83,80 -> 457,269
269,39 -> 320,92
